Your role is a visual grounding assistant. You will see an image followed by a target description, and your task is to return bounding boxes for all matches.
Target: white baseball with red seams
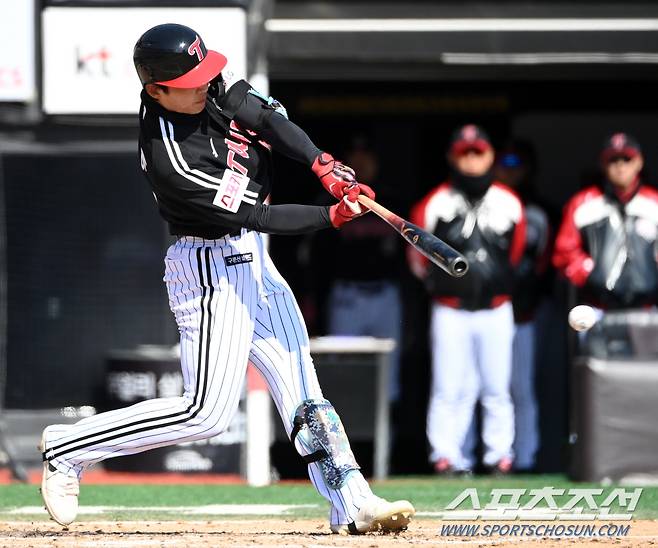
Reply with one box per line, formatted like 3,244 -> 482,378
568,305 -> 597,332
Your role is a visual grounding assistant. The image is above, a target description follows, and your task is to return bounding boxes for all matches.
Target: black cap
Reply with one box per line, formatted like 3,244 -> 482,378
600,132 -> 642,163
449,124 -> 492,156
133,23 -> 227,88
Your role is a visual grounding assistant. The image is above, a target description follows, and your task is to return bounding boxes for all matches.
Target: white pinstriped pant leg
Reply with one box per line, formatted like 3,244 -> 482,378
42,233 -> 260,478
248,239 -> 373,526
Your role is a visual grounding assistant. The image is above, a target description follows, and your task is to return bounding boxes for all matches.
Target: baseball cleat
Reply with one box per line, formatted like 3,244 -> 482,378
39,427 -> 79,526
330,496 -> 415,535
487,456 -> 514,476
433,457 -> 454,475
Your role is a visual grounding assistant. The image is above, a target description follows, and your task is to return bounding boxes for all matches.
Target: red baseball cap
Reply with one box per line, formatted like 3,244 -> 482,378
449,124 -> 493,156
600,132 -> 642,163
157,50 -> 227,88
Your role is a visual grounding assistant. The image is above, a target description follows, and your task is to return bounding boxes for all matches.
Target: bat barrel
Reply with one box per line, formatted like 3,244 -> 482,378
430,248 -> 469,278
450,257 -> 469,277
411,225 -> 469,278
357,195 -> 470,278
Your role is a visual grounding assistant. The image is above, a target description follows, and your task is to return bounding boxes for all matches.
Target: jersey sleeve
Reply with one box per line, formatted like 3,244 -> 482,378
509,202 -> 527,267
243,203 -> 332,235
552,195 -> 594,287
149,133 -> 330,235
224,83 -> 321,166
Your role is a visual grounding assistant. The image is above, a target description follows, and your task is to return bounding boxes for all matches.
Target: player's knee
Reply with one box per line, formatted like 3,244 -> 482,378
481,391 -> 513,406
191,408 -> 231,437
441,392 -> 473,406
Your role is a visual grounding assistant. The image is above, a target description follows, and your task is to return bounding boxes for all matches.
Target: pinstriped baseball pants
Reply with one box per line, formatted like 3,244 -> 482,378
42,230 -> 373,525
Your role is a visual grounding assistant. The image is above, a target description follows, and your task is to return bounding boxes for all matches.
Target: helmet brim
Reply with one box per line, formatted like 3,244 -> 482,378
156,50 -> 227,88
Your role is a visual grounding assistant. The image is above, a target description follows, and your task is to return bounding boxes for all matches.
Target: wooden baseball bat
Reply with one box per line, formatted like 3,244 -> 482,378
357,195 -> 469,278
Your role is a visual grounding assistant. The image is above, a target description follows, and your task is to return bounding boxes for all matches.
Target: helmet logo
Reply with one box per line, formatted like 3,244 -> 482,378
187,36 -> 204,62
611,133 -> 627,150
462,125 -> 478,142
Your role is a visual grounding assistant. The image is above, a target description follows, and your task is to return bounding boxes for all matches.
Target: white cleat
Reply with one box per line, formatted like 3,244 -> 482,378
39,427 -> 79,526
330,496 -> 415,535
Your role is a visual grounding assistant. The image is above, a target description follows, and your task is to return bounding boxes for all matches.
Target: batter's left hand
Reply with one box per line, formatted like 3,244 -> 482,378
329,186 -> 370,228
312,152 -> 376,201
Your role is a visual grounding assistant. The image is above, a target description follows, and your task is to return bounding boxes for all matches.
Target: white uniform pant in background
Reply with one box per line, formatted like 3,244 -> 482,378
511,320 -> 539,470
427,302 -> 515,469
42,231 -> 373,526
327,281 -> 402,401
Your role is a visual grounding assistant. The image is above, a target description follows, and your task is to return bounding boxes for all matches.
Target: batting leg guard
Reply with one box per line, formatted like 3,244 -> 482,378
290,398 -> 360,489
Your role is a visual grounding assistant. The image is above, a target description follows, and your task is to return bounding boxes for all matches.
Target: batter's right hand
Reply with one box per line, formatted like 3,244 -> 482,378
329,187 -> 370,228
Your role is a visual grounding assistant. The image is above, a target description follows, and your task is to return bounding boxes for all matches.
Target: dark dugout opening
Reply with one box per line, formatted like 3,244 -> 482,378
267,77 -> 658,475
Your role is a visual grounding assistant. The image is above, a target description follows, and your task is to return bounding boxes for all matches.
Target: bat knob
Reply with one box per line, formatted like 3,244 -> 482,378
451,258 -> 469,277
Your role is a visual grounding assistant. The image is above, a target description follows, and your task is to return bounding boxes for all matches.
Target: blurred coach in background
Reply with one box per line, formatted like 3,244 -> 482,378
409,125 -> 526,475
553,133 -> 658,315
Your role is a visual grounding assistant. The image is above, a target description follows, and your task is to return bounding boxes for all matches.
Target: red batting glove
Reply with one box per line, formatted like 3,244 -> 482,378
329,186 -> 369,228
351,181 -> 376,200
312,152 -> 376,201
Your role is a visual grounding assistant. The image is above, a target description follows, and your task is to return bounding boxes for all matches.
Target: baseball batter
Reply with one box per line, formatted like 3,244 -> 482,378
39,23 -> 414,534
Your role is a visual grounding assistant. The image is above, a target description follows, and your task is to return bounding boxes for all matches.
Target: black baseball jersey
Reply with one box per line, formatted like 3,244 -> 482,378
138,81 -> 330,238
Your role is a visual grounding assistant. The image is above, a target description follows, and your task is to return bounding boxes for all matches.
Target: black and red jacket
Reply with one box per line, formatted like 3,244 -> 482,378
553,181 -> 658,309
409,180 -> 526,310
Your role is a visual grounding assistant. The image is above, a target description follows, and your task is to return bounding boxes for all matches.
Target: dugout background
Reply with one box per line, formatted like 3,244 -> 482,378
266,78 -> 658,474
0,140 -> 177,409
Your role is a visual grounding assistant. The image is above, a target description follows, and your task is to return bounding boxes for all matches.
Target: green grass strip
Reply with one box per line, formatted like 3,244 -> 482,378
1,475 -> 656,521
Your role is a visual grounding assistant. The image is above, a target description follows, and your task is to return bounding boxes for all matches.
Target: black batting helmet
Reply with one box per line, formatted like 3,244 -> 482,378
133,23 -> 227,88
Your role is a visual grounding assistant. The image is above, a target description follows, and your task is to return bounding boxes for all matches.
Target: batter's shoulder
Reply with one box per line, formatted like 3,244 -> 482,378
211,79 -> 253,120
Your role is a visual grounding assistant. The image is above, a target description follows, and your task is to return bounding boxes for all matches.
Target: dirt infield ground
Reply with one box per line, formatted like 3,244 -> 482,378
1,519 -> 657,548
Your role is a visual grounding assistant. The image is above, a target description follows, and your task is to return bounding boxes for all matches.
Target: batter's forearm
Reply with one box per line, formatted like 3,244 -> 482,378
243,203 -> 332,234
257,113 -> 321,165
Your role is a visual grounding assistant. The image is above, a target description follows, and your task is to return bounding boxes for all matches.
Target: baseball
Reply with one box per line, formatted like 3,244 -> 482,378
568,305 -> 597,332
